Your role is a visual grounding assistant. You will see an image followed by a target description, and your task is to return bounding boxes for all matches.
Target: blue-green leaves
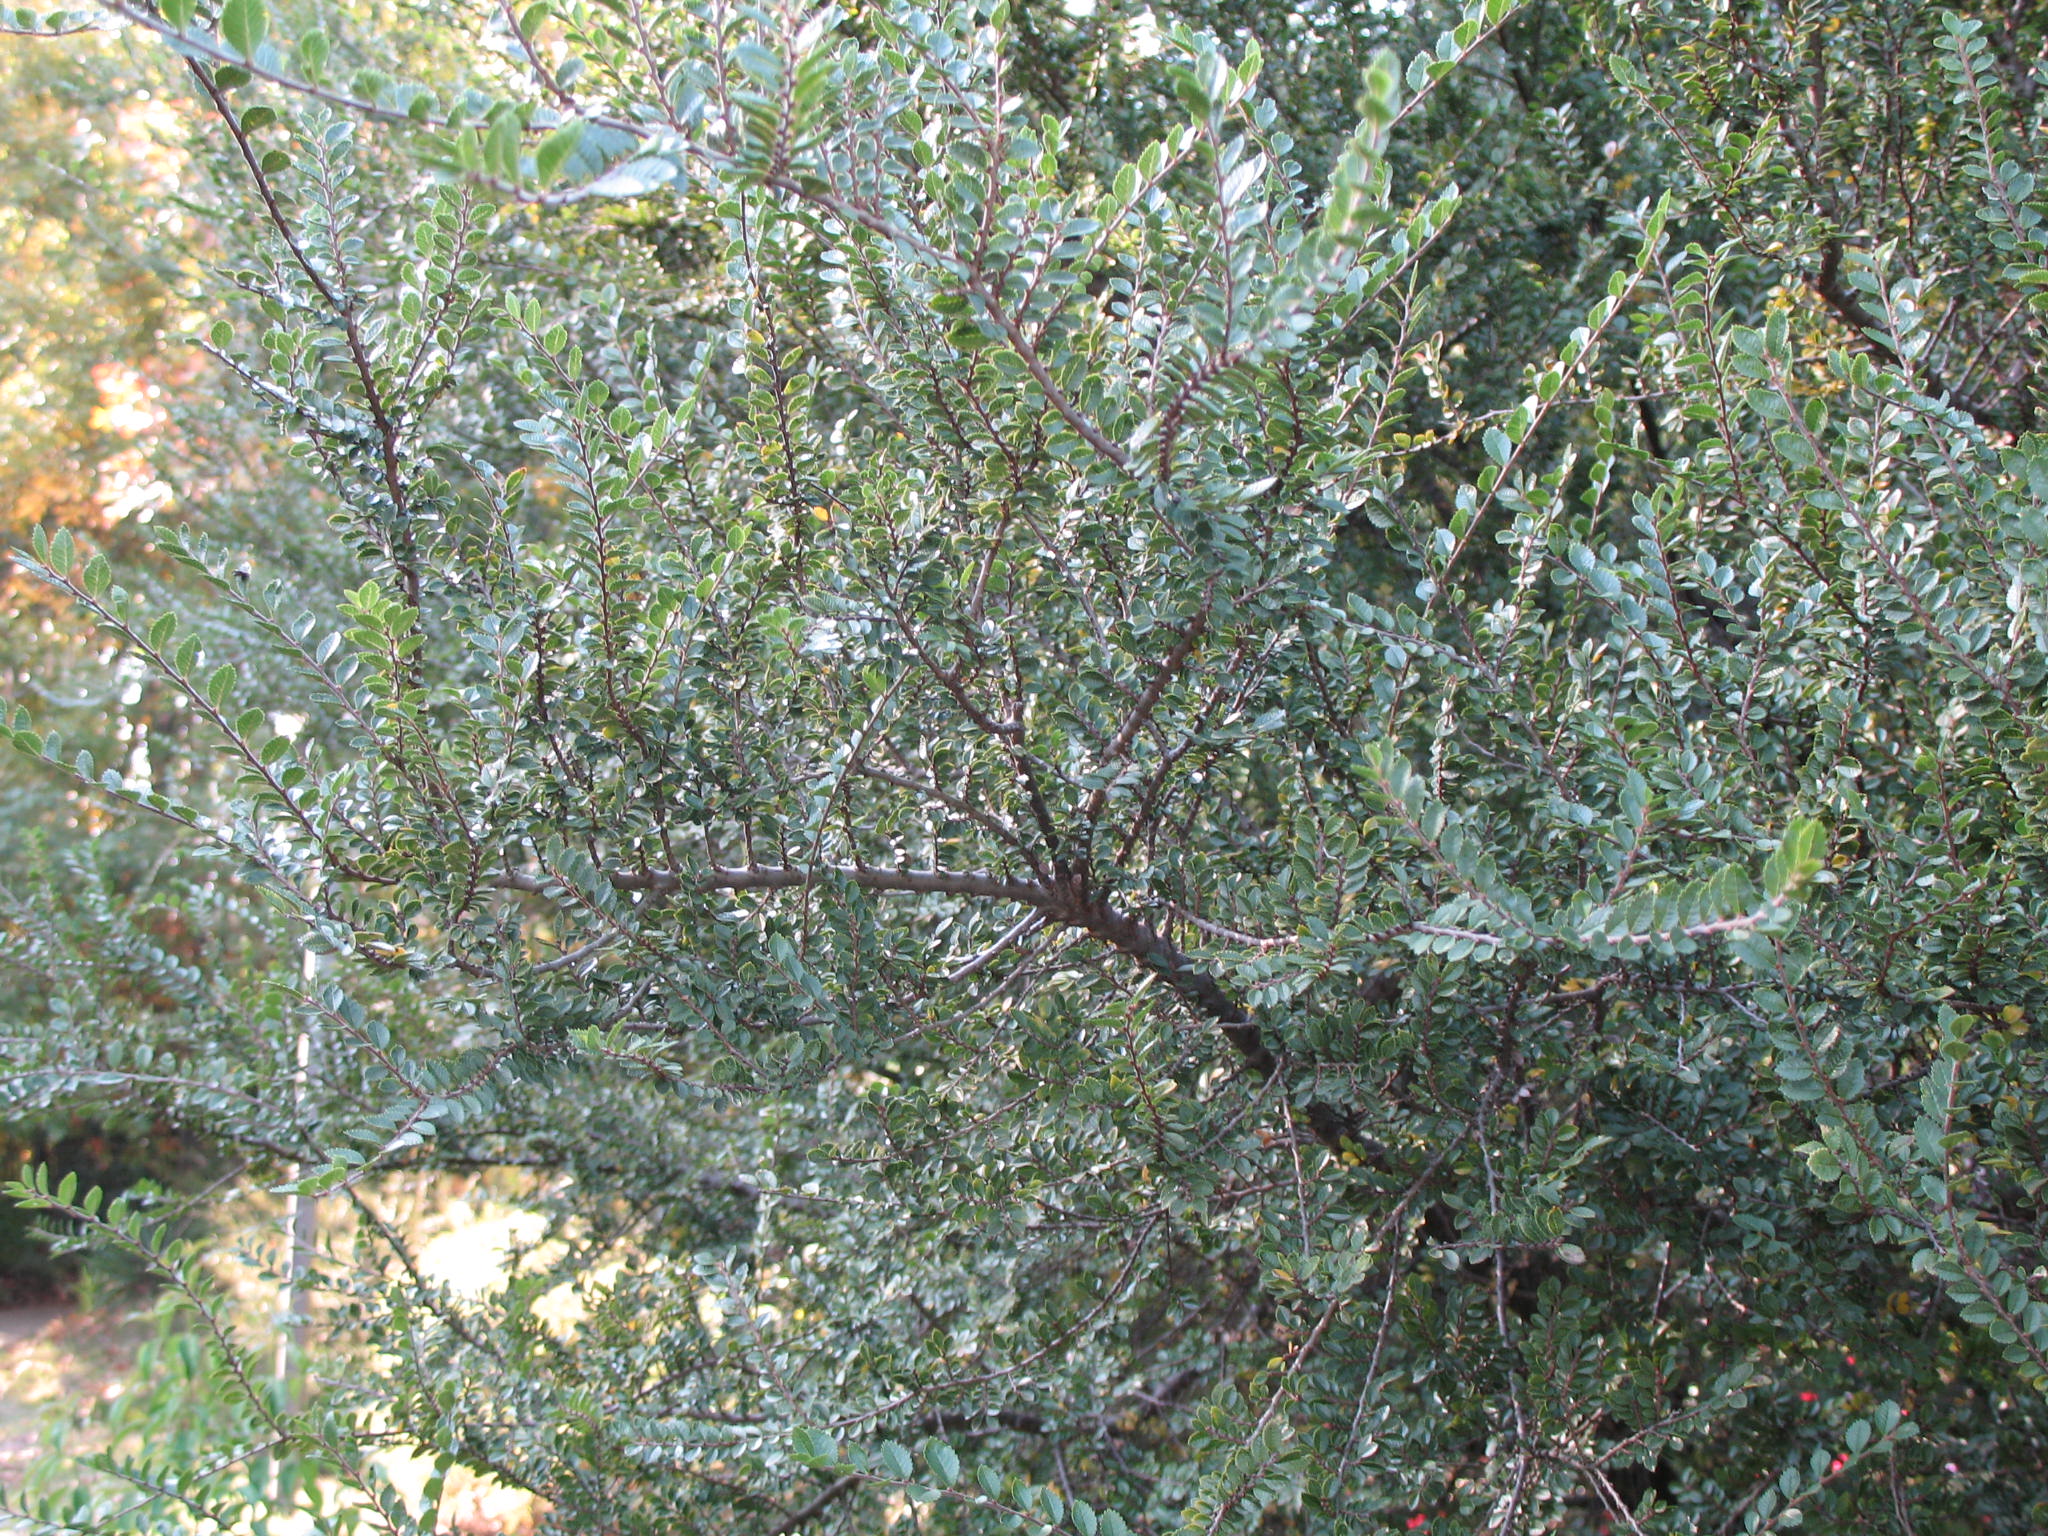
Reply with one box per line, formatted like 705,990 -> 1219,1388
8,0 -> 2048,1529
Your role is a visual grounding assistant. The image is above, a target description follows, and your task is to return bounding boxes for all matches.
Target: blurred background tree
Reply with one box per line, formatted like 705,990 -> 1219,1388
0,24 -> 213,1309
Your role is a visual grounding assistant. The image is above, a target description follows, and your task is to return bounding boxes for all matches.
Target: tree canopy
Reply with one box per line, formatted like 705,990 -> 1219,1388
3,0 -> 2047,1532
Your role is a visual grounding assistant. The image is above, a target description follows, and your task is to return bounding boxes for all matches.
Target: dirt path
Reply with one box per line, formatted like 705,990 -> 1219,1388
0,1304 -> 146,1487
0,1307 -> 66,1350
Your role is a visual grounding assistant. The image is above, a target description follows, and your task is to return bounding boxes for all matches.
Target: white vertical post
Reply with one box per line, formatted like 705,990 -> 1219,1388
273,900 -> 320,1507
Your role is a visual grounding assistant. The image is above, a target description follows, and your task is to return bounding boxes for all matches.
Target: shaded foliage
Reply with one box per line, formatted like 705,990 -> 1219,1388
2,0 -> 2046,1533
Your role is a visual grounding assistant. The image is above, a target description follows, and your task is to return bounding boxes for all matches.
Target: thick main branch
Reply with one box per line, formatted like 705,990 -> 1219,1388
493,859 -> 1369,1149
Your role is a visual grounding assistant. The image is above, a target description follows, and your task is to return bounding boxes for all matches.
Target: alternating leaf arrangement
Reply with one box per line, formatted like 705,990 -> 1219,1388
3,0 -> 2045,1532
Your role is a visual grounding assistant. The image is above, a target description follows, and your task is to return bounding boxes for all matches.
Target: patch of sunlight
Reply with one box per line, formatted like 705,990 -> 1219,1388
414,1202 -> 551,1296
530,1257 -> 627,1339
363,1445 -> 546,1535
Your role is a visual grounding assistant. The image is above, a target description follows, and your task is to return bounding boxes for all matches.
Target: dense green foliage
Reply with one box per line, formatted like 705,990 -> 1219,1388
3,0 -> 2047,1531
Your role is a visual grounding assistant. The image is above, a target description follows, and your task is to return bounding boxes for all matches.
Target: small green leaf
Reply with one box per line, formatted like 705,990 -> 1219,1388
790,1426 -> 836,1465
1773,429 -> 1816,469
485,111 -> 521,181
1764,817 -> 1826,898
1359,46 -> 1401,124
219,0 -> 267,59
535,120 -> 584,184
923,1438 -> 959,1486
